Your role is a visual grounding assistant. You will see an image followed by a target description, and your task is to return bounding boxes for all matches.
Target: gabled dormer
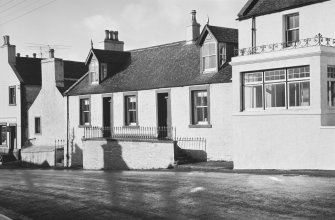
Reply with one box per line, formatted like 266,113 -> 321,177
85,31 -> 130,85
197,25 -> 238,74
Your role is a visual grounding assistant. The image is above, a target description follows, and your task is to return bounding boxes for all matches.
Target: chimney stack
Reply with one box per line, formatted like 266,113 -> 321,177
26,55 -> 29,57
17,53 -> 20,57
104,30 -> 124,51
3,35 -> 10,46
186,10 -> 201,44
33,53 -> 36,58
49,49 -> 54,58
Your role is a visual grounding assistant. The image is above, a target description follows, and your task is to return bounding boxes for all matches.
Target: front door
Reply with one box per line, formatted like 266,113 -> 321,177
102,97 -> 112,137
157,92 -> 171,139
8,126 -> 16,152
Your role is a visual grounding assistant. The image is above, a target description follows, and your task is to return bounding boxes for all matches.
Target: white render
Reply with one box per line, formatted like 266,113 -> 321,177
67,82 -> 233,167
0,43 -> 22,151
232,0 -> 335,170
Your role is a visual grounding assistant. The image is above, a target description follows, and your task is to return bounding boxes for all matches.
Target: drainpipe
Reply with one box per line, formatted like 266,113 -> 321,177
66,95 -> 69,167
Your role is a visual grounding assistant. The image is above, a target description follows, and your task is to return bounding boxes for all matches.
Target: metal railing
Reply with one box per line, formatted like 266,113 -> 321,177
84,126 -> 176,141
234,33 -> 335,57
175,137 -> 206,151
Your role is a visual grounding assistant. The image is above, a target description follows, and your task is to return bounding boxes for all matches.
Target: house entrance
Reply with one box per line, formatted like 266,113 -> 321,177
8,126 -> 16,152
157,92 -> 171,139
103,97 -> 112,137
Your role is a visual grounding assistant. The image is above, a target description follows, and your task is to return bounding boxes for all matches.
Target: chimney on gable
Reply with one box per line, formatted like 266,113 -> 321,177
41,49 -> 64,88
2,35 -> 16,64
104,30 -> 124,51
186,10 -> 201,44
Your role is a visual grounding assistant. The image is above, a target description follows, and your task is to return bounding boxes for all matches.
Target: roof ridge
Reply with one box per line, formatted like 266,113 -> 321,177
207,25 -> 238,30
128,40 -> 186,52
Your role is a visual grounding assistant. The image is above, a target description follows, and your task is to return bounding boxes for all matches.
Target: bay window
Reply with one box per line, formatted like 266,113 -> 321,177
242,66 -> 310,111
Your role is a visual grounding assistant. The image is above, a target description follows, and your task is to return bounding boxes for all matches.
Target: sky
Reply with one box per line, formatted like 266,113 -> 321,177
0,0 -> 247,61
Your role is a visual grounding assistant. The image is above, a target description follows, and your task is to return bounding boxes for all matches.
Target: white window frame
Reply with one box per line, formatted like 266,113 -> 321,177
124,95 -> 138,126
285,13 -> 299,46
243,72 -> 264,111
34,117 -> 41,134
327,66 -> 335,108
202,34 -> 217,73
89,57 -> 99,84
287,66 -> 310,109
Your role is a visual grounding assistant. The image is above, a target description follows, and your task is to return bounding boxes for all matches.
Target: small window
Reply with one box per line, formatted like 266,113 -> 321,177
285,13 -> 299,46
35,117 -> 41,134
191,90 -> 209,125
219,43 -> 226,66
125,95 -> 137,126
80,98 -> 90,126
9,86 -> 16,105
0,125 -> 6,146
100,63 -> 107,81
327,66 -> 335,107
89,56 -> 99,84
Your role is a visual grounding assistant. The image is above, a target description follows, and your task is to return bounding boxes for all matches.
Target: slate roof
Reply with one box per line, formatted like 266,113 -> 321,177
67,41 -> 232,96
207,25 -> 238,44
14,57 -> 42,85
57,60 -> 87,93
238,0 -> 330,20
90,49 -> 131,64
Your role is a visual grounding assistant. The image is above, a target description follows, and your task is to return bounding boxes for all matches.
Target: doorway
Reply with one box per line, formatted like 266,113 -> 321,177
8,125 -> 16,152
102,97 -> 112,137
157,92 -> 171,139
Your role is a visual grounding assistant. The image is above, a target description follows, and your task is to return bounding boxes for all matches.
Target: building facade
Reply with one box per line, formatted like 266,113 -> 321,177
232,0 -> 335,169
66,11 -> 238,168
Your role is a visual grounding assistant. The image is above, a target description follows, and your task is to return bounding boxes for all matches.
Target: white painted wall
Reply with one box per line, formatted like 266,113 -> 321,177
239,1 -> 335,49
231,44 -> 335,169
68,82 -> 234,167
28,58 -> 67,146
0,44 -> 22,149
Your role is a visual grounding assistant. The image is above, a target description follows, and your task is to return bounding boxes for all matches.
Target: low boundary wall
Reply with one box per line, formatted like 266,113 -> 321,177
83,139 -> 175,170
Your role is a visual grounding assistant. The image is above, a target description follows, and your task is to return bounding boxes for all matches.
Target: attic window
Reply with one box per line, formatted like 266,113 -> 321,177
89,56 -> 99,84
219,43 -> 226,66
201,33 -> 218,73
100,63 -> 107,81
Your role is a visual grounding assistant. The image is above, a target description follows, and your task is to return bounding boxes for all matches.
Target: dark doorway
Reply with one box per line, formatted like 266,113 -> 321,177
8,126 -> 16,152
157,92 -> 170,139
103,97 -> 112,137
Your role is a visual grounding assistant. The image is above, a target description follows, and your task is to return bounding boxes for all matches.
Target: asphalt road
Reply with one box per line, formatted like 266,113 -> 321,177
0,169 -> 334,220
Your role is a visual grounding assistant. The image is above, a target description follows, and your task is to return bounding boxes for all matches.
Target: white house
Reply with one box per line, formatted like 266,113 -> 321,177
231,0 -> 335,169
65,11 -> 238,169
0,36 -> 42,161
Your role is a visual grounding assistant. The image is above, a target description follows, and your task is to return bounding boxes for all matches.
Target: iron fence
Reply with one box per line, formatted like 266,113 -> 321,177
235,33 -> 335,56
174,137 -> 206,151
84,126 -> 175,141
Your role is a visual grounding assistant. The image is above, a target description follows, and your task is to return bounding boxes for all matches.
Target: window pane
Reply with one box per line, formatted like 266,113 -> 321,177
328,81 -> 335,106
265,83 -> 285,108
219,43 -> 226,65
35,118 -> 40,134
289,82 -> 310,107
288,66 -> 310,79
244,85 -> 263,109
80,99 -> 90,125
287,30 -> 299,43
328,66 -> 335,78
84,112 -> 90,124
203,44 -> 209,56
287,14 -> 299,29
209,56 -> 216,68
209,43 -> 216,55
126,96 -> 137,125
244,72 -> 263,84
264,70 -> 285,81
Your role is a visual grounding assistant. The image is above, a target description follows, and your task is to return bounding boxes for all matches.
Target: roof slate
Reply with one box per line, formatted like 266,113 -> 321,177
67,41 -> 232,96
14,57 -> 42,85
207,25 -> 238,44
91,49 -> 131,64
238,0 -> 330,20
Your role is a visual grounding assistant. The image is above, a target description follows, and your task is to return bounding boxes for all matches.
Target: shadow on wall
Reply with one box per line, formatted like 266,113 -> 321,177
102,141 -> 129,170
69,127 -> 83,167
174,144 -> 207,163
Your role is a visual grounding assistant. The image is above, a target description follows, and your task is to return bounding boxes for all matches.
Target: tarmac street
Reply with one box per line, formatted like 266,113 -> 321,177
0,169 -> 334,219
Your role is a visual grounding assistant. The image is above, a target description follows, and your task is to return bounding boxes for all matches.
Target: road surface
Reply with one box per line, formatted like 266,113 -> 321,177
0,169 -> 334,219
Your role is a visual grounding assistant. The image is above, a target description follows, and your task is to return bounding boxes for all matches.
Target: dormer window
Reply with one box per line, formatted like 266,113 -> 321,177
219,43 -> 226,66
100,63 -> 107,81
89,56 -> 99,84
202,34 -> 217,73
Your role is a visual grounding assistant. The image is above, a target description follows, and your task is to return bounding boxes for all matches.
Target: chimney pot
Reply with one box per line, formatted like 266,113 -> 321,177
191,10 -> 197,23
114,31 -> 119,41
33,53 -> 36,58
3,35 -> 10,46
109,30 -> 114,40
105,30 -> 109,40
26,55 -> 29,57
17,53 -> 20,57
49,49 -> 54,58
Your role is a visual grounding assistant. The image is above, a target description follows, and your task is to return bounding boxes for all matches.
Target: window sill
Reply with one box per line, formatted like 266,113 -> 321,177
189,124 -> 212,128
8,104 -> 16,106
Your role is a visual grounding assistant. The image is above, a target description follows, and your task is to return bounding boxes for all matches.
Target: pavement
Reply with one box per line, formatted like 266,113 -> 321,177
0,169 -> 335,219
